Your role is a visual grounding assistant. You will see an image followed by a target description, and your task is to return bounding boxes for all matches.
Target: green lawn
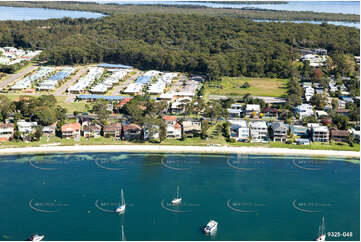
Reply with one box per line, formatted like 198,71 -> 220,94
205,76 -> 288,98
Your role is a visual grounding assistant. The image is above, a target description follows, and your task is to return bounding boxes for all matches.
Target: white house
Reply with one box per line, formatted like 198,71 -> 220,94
249,121 -> 268,143
295,104 -> 314,119
229,120 -> 249,142
245,104 -> 260,116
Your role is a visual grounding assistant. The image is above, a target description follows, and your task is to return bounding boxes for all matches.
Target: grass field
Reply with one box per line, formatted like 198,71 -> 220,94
205,76 -> 288,98
3,93 -> 88,113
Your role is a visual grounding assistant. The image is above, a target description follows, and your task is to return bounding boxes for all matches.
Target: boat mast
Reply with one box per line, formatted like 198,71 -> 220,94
176,186 -> 180,199
321,217 -> 325,235
121,189 -> 125,206
121,225 -> 126,241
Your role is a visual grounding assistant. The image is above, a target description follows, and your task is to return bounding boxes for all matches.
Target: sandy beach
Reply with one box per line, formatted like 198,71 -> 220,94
0,145 -> 359,158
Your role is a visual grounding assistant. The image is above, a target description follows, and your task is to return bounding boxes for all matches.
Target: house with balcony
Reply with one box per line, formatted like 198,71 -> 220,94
182,120 -> 202,138
17,121 -> 37,139
249,121 -> 268,143
103,123 -> 122,138
0,123 -> 14,142
61,122 -> 81,139
270,121 -> 288,142
311,126 -> 329,142
245,104 -> 260,117
166,123 -> 182,139
143,124 -> 160,140
330,129 -> 349,143
83,124 -> 102,138
295,104 -> 314,119
122,123 -> 142,140
229,119 -> 249,142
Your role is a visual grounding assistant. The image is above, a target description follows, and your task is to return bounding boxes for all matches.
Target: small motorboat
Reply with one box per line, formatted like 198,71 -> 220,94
27,234 -> 44,241
316,216 -> 326,241
171,186 -> 182,205
115,189 -> 126,214
204,220 -> 218,234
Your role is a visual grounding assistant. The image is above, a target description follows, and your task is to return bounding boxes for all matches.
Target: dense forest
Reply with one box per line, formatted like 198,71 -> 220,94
0,13 -> 359,78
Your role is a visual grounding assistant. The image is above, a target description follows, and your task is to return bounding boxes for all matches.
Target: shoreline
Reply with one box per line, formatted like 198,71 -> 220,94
0,145 -> 359,158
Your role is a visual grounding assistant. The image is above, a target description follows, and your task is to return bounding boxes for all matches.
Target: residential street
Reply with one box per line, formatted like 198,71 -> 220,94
0,64 -> 38,90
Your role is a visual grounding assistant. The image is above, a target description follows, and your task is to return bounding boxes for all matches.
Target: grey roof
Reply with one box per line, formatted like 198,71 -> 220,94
271,122 -> 288,132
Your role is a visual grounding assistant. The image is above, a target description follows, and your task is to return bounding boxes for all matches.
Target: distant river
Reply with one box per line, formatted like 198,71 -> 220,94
99,1 -> 360,15
0,153 -> 359,241
253,19 -> 360,29
0,6 -> 104,21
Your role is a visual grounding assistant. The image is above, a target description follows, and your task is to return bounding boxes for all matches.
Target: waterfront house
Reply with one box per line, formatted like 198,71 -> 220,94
43,123 -> 56,136
182,120 -> 202,138
143,124 -> 160,140
229,119 -> 249,142
245,104 -> 260,117
83,124 -> 102,138
166,123 -> 182,139
0,123 -> 14,142
103,123 -> 122,138
61,122 -> 81,139
122,124 -> 142,140
290,125 -> 308,137
249,121 -> 268,143
330,129 -> 349,143
17,121 -> 37,139
116,97 -> 132,112
311,126 -> 329,142
270,121 -> 288,142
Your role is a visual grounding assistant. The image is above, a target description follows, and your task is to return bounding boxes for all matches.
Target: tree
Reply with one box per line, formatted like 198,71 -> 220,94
55,105 -> 67,121
302,115 -> 318,125
0,95 -> 13,121
92,99 -> 111,125
32,106 -> 57,126
311,68 -> 323,82
34,126 -> 43,141
200,120 -> 209,139
332,114 -> 349,130
310,94 -> 327,110
159,123 -> 167,142
331,99 -> 339,109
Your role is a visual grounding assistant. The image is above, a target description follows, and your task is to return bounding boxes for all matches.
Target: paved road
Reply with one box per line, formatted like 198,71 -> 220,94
0,64 -> 38,90
54,66 -> 88,96
111,71 -> 142,96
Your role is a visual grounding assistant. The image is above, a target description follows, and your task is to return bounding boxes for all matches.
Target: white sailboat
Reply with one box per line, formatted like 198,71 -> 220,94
115,189 -> 126,214
316,216 -> 326,241
171,186 -> 182,204
121,225 -> 126,241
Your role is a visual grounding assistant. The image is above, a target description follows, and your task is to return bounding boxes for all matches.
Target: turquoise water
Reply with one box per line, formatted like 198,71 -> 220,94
0,6 -> 104,21
0,153 -> 359,241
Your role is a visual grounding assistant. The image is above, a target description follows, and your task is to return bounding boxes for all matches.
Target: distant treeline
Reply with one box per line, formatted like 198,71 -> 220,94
0,1 -> 359,22
0,14 -> 359,79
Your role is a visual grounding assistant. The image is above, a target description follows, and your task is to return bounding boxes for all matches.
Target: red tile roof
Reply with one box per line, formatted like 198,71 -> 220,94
61,122 -> 81,132
123,123 -> 142,131
117,97 -> 132,108
163,115 -> 177,122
